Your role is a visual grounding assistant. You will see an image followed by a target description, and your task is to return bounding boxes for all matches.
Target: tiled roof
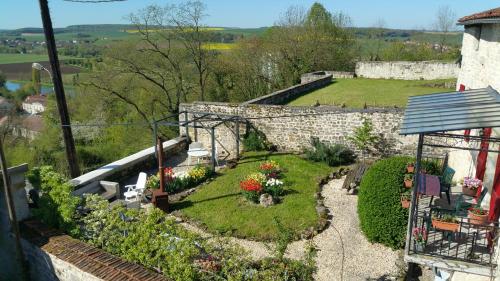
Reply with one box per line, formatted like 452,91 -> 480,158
22,220 -> 170,281
458,7 -> 500,24
24,95 -> 47,105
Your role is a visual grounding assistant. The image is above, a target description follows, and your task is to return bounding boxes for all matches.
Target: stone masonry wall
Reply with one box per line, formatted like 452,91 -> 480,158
301,71 -> 355,83
243,74 -> 332,105
180,102 -> 424,159
355,61 -> 459,80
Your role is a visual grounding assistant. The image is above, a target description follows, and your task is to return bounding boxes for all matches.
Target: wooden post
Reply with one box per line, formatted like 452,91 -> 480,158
235,119 -> 240,160
0,137 -> 29,280
211,127 -> 216,172
38,0 -> 80,178
157,137 -> 165,193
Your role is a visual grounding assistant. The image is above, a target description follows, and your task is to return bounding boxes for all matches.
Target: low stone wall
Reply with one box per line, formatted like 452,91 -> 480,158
243,74 -> 332,105
70,137 -> 187,189
355,61 -> 459,80
21,220 -> 168,281
180,102 -> 423,158
301,71 -> 355,83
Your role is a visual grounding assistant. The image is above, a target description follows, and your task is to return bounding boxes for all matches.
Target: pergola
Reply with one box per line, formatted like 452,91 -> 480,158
152,110 -> 245,171
400,86 -> 500,268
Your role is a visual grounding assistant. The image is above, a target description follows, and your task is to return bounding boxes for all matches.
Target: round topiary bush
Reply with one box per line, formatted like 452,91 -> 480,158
358,156 -> 412,249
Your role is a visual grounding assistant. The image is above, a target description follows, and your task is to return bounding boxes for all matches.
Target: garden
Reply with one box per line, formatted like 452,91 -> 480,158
171,151 -> 337,240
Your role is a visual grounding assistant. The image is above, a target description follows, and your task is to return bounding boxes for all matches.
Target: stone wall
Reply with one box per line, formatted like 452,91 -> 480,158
21,220 -> 169,281
70,137 -> 187,189
301,71 -> 355,83
355,61 -> 459,80
180,102 -> 425,159
243,74 -> 332,105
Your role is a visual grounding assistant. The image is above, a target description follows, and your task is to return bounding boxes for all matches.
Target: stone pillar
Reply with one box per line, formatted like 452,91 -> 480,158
2,164 -> 30,221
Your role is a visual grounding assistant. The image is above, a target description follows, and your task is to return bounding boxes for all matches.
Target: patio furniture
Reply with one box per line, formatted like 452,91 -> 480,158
187,142 -> 210,165
429,167 -> 455,206
455,187 -> 488,216
124,172 -> 147,202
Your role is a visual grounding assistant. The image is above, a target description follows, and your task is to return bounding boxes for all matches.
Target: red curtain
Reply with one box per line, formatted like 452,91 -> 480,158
476,128 -> 492,197
459,84 -> 472,141
489,152 -> 500,222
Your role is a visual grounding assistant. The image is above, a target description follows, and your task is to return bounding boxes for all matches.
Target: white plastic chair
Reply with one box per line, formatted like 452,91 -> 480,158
124,172 -> 147,202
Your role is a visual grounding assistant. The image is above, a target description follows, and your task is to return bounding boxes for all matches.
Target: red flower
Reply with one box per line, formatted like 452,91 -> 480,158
240,179 -> 263,192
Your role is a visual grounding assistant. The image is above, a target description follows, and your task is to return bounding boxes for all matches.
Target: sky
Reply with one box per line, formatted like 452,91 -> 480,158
0,0 -> 497,30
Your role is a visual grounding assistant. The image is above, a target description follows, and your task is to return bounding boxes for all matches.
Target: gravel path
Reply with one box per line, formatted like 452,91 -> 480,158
177,177 -> 402,280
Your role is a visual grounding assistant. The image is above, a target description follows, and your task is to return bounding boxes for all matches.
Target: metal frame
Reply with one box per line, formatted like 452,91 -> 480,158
152,110 -> 244,171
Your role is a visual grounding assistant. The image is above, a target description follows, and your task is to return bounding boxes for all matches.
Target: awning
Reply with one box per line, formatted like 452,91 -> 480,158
400,87 -> 500,135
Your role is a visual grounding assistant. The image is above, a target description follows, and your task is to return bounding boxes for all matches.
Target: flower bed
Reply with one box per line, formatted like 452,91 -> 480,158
240,160 -> 285,205
147,165 -> 212,194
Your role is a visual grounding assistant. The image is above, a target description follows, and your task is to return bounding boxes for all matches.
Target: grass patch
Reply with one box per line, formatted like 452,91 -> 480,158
0,54 -> 76,64
171,151 -> 333,241
287,78 -> 455,108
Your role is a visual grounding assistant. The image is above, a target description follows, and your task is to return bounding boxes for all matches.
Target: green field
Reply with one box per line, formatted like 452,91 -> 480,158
287,78 -> 455,108
0,53 -> 77,64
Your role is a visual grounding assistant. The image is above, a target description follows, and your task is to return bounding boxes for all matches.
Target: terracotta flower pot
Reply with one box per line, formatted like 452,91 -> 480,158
432,219 -> 459,232
404,179 -> 413,188
468,211 -> 489,225
407,165 -> 415,173
462,186 -> 477,197
401,198 -> 410,209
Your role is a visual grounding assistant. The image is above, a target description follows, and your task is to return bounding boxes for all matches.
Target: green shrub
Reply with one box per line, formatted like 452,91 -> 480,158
358,156 -> 411,249
357,156 -> 441,249
28,166 -> 81,236
306,137 -> 357,166
243,130 -> 269,151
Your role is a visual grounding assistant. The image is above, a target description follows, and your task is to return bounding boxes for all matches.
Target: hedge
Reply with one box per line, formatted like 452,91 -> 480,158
357,155 -> 442,249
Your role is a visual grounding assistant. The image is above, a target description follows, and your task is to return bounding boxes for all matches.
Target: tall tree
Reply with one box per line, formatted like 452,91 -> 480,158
434,5 -> 456,52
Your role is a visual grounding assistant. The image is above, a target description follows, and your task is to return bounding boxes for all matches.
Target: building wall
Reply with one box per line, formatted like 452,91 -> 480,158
180,102 -> 436,159
22,102 -> 45,115
355,61 -> 459,80
301,71 -> 355,83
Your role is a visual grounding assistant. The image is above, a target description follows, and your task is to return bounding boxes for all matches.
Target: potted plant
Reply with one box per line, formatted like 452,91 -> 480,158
432,214 -> 460,232
407,162 -> 415,173
462,177 -> 482,197
468,206 -> 489,225
401,192 -> 412,209
404,174 -> 414,188
412,227 -> 427,252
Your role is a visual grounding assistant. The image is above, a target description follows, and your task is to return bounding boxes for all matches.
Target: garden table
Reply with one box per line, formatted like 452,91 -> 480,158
187,149 -> 210,165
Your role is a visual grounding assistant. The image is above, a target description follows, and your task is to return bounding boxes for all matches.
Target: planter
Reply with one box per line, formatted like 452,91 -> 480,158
407,164 -> 415,173
468,211 -> 489,225
462,186 -> 477,197
404,179 -> 413,188
401,198 -> 411,209
432,219 -> 459,232
414,243 -> 425,252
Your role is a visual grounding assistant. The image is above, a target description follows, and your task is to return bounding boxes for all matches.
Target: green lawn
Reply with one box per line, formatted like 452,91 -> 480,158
0,53 -> 77,64
287,78 -> 455,108
171,152 -> 333,241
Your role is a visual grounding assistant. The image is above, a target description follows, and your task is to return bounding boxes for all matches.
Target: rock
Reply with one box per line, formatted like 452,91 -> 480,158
259,193 -> 274,207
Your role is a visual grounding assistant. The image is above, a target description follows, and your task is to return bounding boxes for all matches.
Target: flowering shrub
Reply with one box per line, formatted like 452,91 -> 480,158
264,178 -> 284,198
240,178 -> 263,203
259,160 -> 281,178
463,177 -> 482,191
188,165 -> 210,183
240,162 -> 287,204
146,174 -> 160,190
412,227 -> 427,244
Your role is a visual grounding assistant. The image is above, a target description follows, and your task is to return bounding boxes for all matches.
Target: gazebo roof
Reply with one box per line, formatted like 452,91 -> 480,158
400,87 -> 500,135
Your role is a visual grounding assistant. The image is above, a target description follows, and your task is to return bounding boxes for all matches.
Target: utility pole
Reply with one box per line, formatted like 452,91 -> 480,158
38,0 -> 81,178
0,138 -> 29,280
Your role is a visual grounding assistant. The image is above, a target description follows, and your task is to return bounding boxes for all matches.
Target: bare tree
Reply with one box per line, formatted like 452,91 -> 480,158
434,5 -> 456,52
